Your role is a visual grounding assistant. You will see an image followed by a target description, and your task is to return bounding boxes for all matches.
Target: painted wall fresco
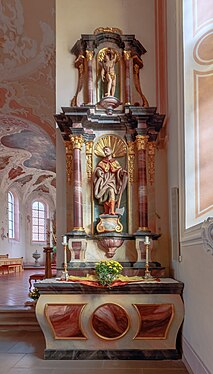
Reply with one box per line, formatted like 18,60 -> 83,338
0,0 -> 56,260
0,0 -> 56,200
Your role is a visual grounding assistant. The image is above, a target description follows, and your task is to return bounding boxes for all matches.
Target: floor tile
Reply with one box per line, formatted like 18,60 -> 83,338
0,353 -> 25,373
15,355 -> 104,369
143,369 -> 188,374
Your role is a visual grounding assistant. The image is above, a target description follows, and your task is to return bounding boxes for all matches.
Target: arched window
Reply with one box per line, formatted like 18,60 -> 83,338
8,191 -> 15,239
32,201 -> 47,242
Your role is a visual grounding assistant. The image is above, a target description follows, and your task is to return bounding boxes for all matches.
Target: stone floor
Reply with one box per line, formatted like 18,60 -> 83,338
0,270 -> 190,373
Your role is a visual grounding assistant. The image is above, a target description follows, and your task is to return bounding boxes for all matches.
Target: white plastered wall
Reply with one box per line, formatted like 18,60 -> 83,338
56,0 -> 156,112
167,1 -> 213,373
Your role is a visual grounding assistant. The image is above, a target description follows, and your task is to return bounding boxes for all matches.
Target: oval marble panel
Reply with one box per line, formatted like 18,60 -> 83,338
92,303 -> 129,340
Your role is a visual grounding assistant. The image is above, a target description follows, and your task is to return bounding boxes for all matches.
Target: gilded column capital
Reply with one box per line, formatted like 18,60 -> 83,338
123,50 -> 131,60
70,135 -> 84,150
86,50 -> 94,61
136,135 -> 149,151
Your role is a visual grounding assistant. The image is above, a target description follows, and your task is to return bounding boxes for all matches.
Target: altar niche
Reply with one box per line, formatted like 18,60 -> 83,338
93,135 -> 128,234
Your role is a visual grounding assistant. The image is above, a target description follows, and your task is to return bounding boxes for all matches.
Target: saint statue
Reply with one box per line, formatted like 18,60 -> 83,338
101,49 -> 117,97
93,146 -> 128,215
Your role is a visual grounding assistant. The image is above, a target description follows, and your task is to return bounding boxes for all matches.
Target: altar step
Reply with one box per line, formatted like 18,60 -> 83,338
0,306 -> 40,331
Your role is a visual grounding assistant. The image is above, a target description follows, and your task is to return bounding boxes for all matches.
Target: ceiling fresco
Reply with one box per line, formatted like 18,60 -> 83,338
1,130 -> 56,172
0,0 -> 56,206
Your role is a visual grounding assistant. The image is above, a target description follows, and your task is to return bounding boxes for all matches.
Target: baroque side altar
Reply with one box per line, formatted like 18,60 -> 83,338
35,28 -> 184,360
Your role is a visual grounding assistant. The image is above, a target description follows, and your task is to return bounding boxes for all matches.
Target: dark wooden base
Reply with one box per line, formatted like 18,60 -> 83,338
44,349 -> 181,360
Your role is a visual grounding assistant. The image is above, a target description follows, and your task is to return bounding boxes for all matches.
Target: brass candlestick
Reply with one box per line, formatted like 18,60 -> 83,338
143,236 -> 153,280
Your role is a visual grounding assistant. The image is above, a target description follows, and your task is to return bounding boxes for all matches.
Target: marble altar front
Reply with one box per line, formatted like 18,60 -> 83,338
35,278 -> 184,360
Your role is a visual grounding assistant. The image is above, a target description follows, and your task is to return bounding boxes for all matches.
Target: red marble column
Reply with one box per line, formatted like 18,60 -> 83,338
136,135 -> 150,232
123,50 -> 131,105
86,50 -> 94,104
70,135 -> 84,232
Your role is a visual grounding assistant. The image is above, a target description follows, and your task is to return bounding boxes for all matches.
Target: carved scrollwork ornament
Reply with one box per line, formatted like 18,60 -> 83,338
136,135 -> 149,151
94,27 -> 123,35
85,141 -> 94,179
123,50 -> 131,60
86,50 -> 94,61
65,141 -> 73,184
201,217 -> 213,255
70,135 -> 84,150
148,142 -> 156,185
127,141 -> 135,183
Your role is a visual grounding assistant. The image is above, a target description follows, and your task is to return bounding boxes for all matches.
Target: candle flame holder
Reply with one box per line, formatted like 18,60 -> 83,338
143,236 -> 153,280
61,236 -> 69,281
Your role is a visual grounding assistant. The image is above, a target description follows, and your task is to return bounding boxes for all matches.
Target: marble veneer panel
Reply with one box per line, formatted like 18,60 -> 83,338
134,304 -> 174,339
92,303 -> 129,339
45,304 -> 87,339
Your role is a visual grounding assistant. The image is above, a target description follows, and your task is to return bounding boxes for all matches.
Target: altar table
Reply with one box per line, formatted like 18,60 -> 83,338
35,278 -> 184,360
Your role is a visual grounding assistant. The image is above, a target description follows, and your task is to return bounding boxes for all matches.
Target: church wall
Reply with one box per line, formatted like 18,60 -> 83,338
167,1 -> 213,373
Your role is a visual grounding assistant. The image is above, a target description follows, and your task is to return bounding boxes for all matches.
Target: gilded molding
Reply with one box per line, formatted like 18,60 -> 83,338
86,50 -> 94,61
148,142 -> 156,185
85,141 -> 94,179
94,27 -> 123,35
136,135 -> 149,151
70,135 -> 84,150
123,50 -> 131,60
65,140 -> 73,184
127,141 -> 135,183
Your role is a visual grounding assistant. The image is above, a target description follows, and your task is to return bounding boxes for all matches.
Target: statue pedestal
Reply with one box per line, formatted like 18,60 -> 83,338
97,215 -> 123,233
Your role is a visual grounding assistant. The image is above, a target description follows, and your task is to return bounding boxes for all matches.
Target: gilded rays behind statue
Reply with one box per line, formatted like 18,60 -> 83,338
93,135 -> 128,233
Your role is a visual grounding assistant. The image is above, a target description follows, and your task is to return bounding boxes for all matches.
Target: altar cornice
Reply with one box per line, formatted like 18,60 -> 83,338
35,278 -> 184,295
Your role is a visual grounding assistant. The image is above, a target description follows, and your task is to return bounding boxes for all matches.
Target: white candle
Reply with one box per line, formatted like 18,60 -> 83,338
144,236 -> 150,245
62,235 -> 67,245
64,245 -> 67,266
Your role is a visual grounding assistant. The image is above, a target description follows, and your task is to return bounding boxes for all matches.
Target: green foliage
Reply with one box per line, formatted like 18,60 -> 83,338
28,287 -> 40,301
95,260 -> 123,286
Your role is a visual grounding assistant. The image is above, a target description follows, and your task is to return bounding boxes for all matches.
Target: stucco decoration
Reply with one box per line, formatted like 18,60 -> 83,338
201,217 -> 213,255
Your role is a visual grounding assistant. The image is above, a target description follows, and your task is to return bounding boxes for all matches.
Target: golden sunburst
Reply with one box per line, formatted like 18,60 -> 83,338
97,48 -> 120,63
94,135 -> 127,158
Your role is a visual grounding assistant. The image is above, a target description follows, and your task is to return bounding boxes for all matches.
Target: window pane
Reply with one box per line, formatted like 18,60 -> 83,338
32,200 -> 48,242
32,217 -> 38,225
32,233 -> 39,241
38,202 -> 44,210
39,218 -> 45,226
38,233 -> 45,241
8,192 -> 15,239
32,201 -> 39,210
32,210 -> 38,218
39,210 -> 45,218
39,226 -> 45,234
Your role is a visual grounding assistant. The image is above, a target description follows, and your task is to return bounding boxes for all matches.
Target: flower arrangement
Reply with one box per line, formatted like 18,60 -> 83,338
95,260 -> 123,286
28,287 -> 40,301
